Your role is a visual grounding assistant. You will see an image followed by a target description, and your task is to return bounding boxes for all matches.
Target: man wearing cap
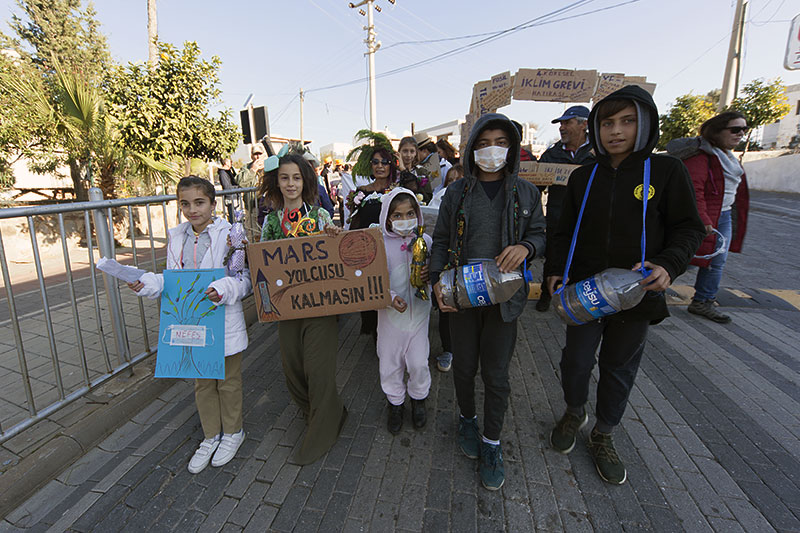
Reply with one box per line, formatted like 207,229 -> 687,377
536,105 -> 595,312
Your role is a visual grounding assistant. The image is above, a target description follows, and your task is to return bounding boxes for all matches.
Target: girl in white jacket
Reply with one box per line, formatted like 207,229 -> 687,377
129,177 -> 251,474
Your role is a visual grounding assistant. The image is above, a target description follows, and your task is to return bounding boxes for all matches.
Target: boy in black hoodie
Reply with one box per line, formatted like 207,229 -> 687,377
544,86 -> 705,485
431,113 -> 545,491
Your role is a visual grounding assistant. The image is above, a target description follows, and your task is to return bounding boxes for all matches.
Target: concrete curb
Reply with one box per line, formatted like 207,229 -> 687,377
0,375 -> 172,519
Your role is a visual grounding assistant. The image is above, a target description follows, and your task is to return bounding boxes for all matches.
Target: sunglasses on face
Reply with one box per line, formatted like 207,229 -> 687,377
725,126 -> 749,134
371,158 -> 391,166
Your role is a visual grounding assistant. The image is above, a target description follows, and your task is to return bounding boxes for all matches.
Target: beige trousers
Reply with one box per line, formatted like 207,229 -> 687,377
194,352 -> 243,439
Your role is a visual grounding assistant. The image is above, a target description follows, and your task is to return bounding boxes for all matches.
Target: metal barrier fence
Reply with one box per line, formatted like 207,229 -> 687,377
0,186 -> 257,444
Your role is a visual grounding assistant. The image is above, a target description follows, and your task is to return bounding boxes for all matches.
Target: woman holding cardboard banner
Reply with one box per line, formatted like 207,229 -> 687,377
345,130 -> 399,338
259,152 -> 347,465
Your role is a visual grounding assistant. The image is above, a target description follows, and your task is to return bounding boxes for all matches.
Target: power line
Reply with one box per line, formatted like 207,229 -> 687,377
307,0 -> 642,94
380,0 -> 640,51
270,94 -> 299,127
661,34 -> 730,86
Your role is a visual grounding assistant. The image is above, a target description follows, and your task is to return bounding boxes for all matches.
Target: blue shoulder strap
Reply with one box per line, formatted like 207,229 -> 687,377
555,159 -> 652,325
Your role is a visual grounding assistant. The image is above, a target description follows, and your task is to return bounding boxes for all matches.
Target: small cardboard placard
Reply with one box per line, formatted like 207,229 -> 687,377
247,227 -> 390,321
481,71 -> 513,112
471,79 -> 492,116
593,72 -> 626,101
518,162 -> 581,187
513,68 -> 598,103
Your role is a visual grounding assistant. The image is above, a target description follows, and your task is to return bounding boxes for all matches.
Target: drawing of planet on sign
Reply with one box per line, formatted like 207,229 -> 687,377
339,231 -> 377,269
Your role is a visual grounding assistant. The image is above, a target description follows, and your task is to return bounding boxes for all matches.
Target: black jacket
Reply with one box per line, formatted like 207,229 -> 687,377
544,85 -> 705,322
539,141 -> 595,225
431,113 -> 546,322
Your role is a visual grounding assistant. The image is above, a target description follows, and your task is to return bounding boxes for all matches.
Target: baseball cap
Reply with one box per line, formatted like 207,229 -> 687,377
551,105 -> 590,123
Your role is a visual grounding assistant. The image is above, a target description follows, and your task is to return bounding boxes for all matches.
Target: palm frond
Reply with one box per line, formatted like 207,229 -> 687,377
346,129 -> 394,177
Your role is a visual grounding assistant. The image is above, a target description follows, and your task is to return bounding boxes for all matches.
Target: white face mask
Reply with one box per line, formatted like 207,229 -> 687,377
473,145 -> 509,173
392,218 -> 418,236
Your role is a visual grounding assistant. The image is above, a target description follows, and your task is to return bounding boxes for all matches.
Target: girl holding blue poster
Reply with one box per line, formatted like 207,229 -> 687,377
259,152 -> 348,465
129,176 -> 251,474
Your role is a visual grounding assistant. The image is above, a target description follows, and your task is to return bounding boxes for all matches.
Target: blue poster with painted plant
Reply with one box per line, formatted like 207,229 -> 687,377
155,268 -> 226,379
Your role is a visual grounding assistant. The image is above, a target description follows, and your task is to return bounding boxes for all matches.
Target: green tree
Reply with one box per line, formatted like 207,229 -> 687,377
103,41 -> 239,174
1,56 -> 175,199
729,78 -> 792,153
658,94 -> 716,150
9,0 -> 109,77
0,50 -> 57,188
1,0 -> 111,198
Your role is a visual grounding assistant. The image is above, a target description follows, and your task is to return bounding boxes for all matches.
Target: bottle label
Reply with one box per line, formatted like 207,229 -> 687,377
574,276 -> 617,319
462,263 -> 493,307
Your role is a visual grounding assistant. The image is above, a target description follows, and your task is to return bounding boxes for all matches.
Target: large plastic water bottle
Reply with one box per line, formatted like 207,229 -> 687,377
554,267 -> 649,326
439,259 -> 532,310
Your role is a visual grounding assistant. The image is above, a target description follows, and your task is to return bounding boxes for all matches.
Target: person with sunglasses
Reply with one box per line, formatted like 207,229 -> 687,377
666,111 -> 750,324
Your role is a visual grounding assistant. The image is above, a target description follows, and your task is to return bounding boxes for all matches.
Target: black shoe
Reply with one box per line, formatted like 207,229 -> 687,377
411,398 -> 427,429
388,402 -> 404,434
535,294 -> 551,312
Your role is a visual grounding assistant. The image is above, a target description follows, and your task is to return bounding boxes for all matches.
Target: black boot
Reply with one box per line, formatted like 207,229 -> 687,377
388,402 -> 404,434
536,290 -> 551,312
411,398 -> 427,429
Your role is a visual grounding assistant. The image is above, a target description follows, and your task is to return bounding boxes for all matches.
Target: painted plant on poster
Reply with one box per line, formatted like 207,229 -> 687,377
156,268 -> 226,379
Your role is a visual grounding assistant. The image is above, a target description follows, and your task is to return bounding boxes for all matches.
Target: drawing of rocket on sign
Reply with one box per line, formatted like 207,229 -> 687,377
161,272 -> 221,376
256,270 -> 281,321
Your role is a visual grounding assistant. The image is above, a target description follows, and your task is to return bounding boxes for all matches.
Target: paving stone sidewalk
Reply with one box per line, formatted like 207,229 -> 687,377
2,293 -> 799,532
2,190 -> 799,532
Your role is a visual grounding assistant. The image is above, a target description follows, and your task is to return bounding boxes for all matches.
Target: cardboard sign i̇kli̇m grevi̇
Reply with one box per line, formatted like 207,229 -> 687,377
246,227 -> 390,322
513,68 -> 598,103
518,161 -> 581,187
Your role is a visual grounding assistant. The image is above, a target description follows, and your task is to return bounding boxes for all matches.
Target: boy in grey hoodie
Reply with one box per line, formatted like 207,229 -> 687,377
430,113 -> 545,490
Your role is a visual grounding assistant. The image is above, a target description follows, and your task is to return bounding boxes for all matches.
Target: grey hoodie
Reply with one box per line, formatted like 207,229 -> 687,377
430,113 -> 546,322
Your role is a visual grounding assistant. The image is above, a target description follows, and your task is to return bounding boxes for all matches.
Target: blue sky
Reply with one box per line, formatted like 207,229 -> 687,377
3,0 -> 799,151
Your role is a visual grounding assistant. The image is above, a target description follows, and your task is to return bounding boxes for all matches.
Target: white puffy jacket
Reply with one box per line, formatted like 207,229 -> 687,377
136,218 -> 251,357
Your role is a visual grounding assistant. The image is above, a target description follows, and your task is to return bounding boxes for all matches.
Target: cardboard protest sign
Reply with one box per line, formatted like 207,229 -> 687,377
625,79 -> 657,96
518,161 -> 581,187
471,80 -> 491,116
156,269 -> 226,379
513,69 -> 598,103
247,227 -> 390,322
593,73 -> 625,101
481,71 -> 513,111
420,206 -> 439,238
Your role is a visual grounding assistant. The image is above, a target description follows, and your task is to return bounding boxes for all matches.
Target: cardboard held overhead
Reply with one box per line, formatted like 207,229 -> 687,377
482,71 -> 513,111
518,161 -> 581,187
470,79 -> 492,116
593,73 -> 626,101
247,227 -> 390,322
513,69 -> 598,103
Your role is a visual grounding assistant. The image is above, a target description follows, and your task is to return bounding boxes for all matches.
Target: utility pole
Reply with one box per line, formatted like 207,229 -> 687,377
350,0 -> 391,132
300,88 -> 305,147
147,0 -> 158,70
718,0 -> 748,111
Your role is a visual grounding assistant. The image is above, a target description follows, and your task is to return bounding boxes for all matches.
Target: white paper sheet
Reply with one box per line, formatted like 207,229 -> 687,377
95,257 -> 148,283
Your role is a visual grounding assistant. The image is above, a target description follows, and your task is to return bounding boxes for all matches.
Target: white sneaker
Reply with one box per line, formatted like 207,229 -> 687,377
211,429 -> 245,467
188,436 -> 220,474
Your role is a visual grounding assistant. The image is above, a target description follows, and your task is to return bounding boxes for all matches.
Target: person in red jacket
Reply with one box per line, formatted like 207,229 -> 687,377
666,112 -> 749,324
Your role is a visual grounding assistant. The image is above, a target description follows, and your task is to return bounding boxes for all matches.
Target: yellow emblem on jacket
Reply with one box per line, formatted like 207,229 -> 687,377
634,184 -> 655,201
